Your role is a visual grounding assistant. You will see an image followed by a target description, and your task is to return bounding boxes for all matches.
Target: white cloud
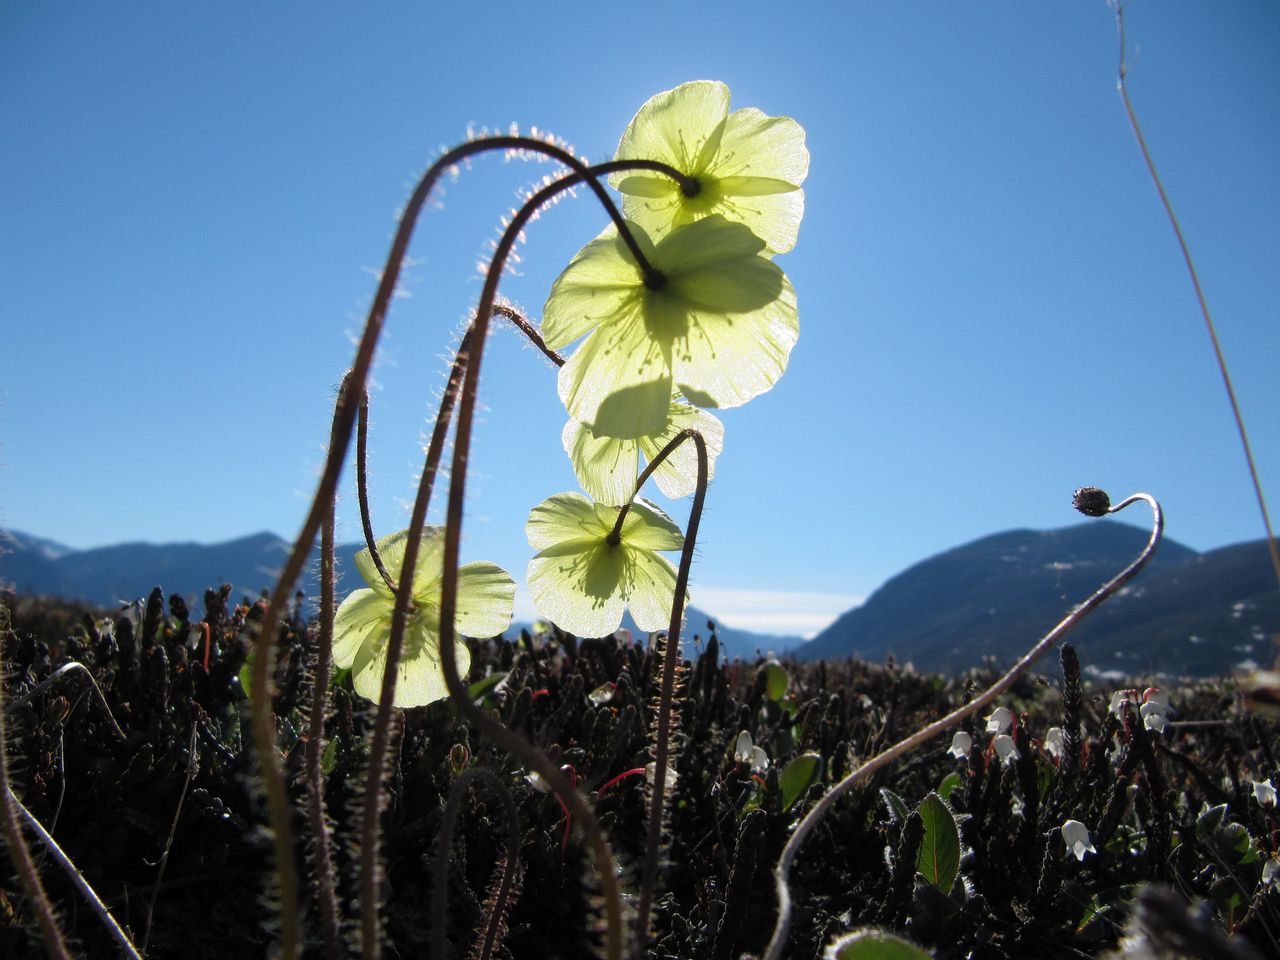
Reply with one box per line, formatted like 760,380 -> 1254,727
690,586 -> 863,639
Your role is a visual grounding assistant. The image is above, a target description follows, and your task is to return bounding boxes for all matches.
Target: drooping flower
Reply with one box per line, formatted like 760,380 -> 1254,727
543,215 -> 798,440
562,396 -> 725,505
1139,688 -> 1170,734
1044,726 -> 1066,760
333,528 -> 515,708
611,80 -> 809,255
1253,778 -> 1278,809
993,734 -> 1019,765
948,731 -> 973,760
1061,819 -> 1097,861
525,492 -> 687,638
985,706 -> 1013,735
734,730 -> 770,774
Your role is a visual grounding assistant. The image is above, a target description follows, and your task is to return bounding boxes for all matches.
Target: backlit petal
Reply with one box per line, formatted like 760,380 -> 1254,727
455,561 -> 515,639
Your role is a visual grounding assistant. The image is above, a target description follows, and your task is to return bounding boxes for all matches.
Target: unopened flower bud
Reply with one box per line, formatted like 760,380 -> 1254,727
1073,486 -> 1111,517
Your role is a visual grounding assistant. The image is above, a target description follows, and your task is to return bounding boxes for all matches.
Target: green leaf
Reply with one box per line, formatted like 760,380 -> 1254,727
880,787 -> 910,825
468,671 -> 507,703
320,738 -> 338,776
762,660 -> 789,702
779,752 -> 822,812
825,927 -> 933,960
915,792 -> 960,894
937,772 -> 962,804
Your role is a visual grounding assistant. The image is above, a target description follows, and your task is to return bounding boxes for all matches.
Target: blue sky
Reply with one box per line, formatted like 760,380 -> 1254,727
3,2 -> 1277,637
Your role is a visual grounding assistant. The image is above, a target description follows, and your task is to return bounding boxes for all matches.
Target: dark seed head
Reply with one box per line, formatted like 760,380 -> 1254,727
1073,486 -> 1111,517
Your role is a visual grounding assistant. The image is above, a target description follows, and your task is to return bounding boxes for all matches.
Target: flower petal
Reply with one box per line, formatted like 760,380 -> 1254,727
563,417 -> 641,506
611,497 -> 685,552
612,80 -> 731,195
526,492 -> 609,551
355,528 -> 446,598
557,314 -> 673,440
350,617 -> 469,708
455,561 -> 515,639
639,404 -> 724,500
542,226 -> 650,350
332,588 -> 388,669
671,273 -> 798,411
527,539 -> 628,638
620,542 -> 681,633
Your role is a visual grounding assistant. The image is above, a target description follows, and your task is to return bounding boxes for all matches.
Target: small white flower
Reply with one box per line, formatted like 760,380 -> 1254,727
985,706 -> 1013,735
733,730 -> 769,773
1263,856 -> 1280,888
1253,778 -> 1277,808
1139,688 -> 1170,733
948,730 -> 973,760
1061,819 -> 1097,860
1109,688 -> 1139,718
1044,727 -> 1066,759
993,734 -> 1019,765
645,761 -> 679,794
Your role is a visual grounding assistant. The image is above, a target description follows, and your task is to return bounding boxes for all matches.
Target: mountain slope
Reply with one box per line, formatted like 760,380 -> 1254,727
797,521 -> 1278,676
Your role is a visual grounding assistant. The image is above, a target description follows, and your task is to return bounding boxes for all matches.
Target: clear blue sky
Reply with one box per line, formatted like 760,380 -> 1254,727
3,2 -> 1277,637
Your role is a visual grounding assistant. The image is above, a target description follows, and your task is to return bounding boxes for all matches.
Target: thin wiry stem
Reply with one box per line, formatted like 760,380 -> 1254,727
1114,2 -> 1280,590
761,492 -> 1164,960
5,661 -> 126,741
355,156 -> 685,960
431,766 -> 521,960
427,157 -> 690,960
357,380 -> 397,593
8,790 -> 142,960
143,724 -> 198,953
628,429 -> 709,953
0,624 -> 72,960
247,138 -> 672,960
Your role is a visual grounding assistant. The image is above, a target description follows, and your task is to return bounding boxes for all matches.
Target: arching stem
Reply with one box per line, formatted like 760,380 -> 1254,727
761,491 -> 1164,960
247,137 -> 681,960
355,156 -> 687,960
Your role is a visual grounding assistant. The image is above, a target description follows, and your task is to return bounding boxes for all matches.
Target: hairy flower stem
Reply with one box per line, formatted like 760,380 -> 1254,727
761,492 -> 1165,960
356,156 -> 687,960
244,139 -> 680,960
0,636 -> 72,960
307,485 -> 342,959
431,766 -> 521,960
1114,3 -> 1280,591
357,383 -> 397,593
622,429 -> 710,953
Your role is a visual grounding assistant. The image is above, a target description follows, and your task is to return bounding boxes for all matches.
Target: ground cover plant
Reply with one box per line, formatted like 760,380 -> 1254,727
3,9 -> 1279,958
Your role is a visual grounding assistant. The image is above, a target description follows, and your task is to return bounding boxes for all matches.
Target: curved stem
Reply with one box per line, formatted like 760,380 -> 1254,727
5,661 -> 125,741
0,627 -> 72,960
247,139 -> 676,960
761,491 -> 1164,960
356,157 -> 686,960
427,158 -> 688,960
430,766 -> 521,960
1114,3 -> 1280,591
357,381 -> 397,592
628,429 -> 709,952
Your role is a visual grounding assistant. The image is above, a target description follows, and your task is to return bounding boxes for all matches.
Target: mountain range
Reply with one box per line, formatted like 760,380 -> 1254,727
3,524 -> 1276,676
0,528 -> 797,662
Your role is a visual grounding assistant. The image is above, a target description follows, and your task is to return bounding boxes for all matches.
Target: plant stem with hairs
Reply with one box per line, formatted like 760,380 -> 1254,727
761,489 -> 1164,960
431,766 -> 522,960
246,135 -> 687,960
352,156 -> 689,960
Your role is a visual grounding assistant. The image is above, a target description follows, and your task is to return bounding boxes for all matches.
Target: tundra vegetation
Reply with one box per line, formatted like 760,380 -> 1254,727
3,12 -> 1278,958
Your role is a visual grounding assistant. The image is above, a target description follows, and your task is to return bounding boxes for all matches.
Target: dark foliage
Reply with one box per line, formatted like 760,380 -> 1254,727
3,591 -> 1279,959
